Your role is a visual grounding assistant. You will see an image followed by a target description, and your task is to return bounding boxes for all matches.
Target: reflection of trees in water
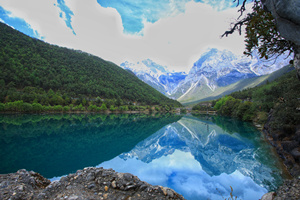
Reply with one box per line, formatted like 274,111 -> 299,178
192,113 -> 259,137
0,113 -> 182,178
0,113 -> 181,138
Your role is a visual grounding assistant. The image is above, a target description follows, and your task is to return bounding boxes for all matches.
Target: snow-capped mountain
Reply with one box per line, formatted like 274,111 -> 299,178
120,59 -> 187,95
121,48 -> 291,103
172,48 -> 291,103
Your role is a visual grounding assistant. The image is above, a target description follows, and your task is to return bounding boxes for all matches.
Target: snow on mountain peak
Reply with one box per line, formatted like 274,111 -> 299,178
120,59 -> 169,78
120,59 -> 187,95
120,48 -> 291,100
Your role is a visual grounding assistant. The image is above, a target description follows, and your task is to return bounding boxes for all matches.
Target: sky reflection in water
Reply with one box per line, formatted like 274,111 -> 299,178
100,150 -> 265,200
99,115 -> 284,200
0,114 -> 285,200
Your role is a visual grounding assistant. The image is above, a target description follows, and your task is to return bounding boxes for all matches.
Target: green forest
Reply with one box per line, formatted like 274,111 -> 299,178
193,68 -> 300,131
0,22 -> 181,112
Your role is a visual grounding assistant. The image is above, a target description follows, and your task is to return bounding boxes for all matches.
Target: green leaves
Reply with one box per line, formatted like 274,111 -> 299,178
224,1 -> 294,60
243,2 -> 294,59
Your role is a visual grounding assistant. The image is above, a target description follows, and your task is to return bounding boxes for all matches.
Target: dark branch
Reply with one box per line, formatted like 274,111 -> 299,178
234,0 -> 251,18
221,18 -> 249,37
222,0 -> 294,60
222,0 -> 254,37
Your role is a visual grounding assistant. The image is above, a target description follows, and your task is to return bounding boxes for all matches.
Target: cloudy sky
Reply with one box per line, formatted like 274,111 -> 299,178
0,0 -> 248,72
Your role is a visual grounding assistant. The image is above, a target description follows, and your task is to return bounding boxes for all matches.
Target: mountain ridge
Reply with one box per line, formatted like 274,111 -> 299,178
121,48 -> 291,104
182,65 -> 294,106
120,60 -> 187,95
0,22 -> 181,107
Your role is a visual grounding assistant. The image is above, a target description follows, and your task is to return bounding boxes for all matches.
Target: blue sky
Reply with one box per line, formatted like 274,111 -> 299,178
97,0 -> 191,34
0,6 -> 42,39
55,0 -> 76,35
98,0 -> 236,34
0,0 -> 246,72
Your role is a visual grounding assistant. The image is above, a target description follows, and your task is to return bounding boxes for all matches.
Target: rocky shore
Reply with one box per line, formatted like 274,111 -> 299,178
0,168 -> 185,200
263,115 -> 300,177
261,177 -> 300,200
261,110 -> 300,200
1,167 -> 300,200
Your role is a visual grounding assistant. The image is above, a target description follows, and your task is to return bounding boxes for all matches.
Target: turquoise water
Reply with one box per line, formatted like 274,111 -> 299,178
0,114 -> 285,200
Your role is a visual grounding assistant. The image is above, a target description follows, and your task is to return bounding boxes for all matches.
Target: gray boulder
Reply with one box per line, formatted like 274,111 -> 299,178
262,0 -> 300,46
0,168 -> 186,200
261,0 -> 300,78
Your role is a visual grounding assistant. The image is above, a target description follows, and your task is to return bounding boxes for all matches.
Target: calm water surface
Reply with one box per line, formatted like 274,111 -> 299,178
0,114 -> 286,200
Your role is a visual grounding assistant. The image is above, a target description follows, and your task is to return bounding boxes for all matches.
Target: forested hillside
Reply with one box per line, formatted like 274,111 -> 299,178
197,68 -> 300,129
0,22 -> 181,111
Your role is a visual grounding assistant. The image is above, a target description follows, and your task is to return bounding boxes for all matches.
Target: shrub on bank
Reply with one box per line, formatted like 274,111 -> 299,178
213,96 -> 255,122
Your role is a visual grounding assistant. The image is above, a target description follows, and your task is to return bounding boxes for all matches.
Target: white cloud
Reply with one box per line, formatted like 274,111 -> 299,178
0,0 -> 75,45
0,0 -> 246,72
139,2 -> 246,72
98,150 -> 267,200
62,0 -> 125,57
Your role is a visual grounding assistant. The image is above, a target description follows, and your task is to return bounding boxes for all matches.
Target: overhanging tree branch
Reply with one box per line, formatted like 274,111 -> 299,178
222,0 -> 294,59
234,0 -> 248,18
221,17 -> 249,37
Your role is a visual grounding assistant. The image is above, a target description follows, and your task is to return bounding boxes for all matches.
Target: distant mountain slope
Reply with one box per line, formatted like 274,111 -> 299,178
0,22 -> 181,107
121,49 -> 291,105
181,65 -> 294,106
171,49 -> 291,102
120,60 -> 187,95
166,49 -> 291,105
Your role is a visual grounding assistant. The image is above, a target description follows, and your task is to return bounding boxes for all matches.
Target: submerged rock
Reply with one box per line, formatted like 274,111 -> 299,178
273,177 -> 300,200
261,192 -> 276,200
0,168 -> 185,200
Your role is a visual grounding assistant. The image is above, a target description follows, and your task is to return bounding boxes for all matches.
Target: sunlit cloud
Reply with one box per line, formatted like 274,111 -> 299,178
0,0 -> 247,72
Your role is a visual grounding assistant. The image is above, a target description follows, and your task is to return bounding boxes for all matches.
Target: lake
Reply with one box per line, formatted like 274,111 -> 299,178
0,113 -> 287,200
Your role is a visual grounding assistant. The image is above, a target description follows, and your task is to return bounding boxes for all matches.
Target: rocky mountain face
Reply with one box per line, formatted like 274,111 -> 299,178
121,49 -> 291,103
120,59 -> 187,95
172,48 -> 291,102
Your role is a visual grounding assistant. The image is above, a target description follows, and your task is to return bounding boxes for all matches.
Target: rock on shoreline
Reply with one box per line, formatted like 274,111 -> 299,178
0,168 -> 185,200
262,177 -> 300,200
263,114 -> 300,177
260,109 -> 300,200
1,167 -> 300,200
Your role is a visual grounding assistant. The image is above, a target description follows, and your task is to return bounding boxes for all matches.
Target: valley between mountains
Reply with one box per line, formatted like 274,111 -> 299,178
121,48 -> 291,106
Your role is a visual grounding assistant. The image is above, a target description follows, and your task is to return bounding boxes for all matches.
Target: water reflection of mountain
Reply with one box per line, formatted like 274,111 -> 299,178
119,115 -> 283,191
